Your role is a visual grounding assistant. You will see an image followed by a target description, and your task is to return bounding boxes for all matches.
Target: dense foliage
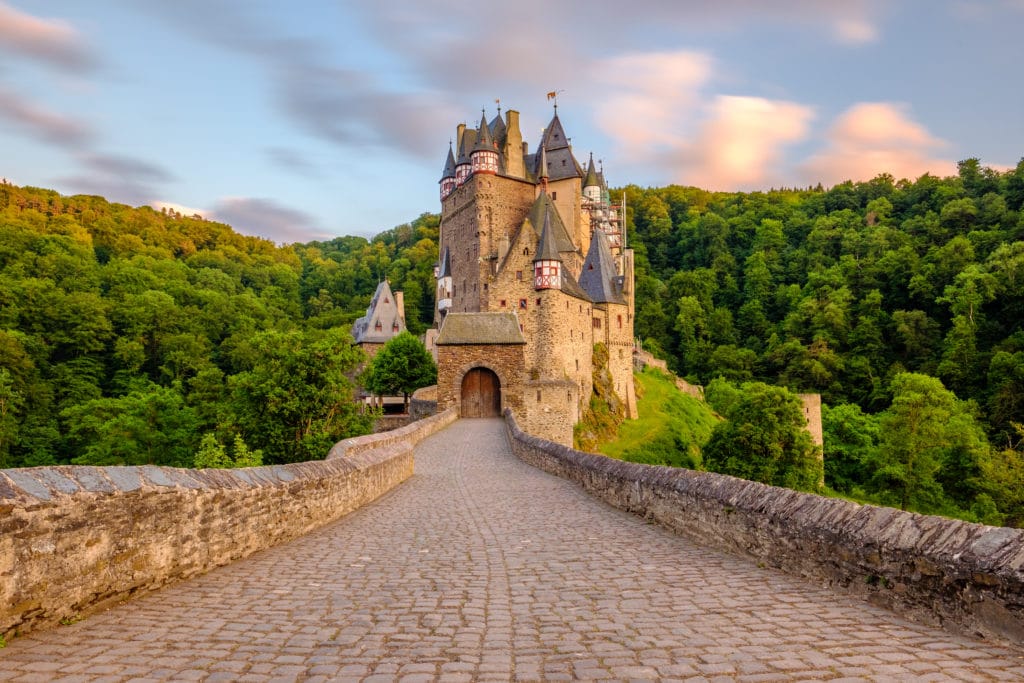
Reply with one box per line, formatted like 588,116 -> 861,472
0,183 -> 440,467
623,158 -> 1024,524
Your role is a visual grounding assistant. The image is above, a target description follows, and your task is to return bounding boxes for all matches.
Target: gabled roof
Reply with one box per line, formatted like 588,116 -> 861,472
440,144 -> 456,180
435,312 -> 526,345
489,112 -> 506,146
352,280 -> 407,344
533,208 -> 561,262
579,230 -> 626,304
533,112 -> 583,181
438,245 -> 451,278
527,192 -> 575,254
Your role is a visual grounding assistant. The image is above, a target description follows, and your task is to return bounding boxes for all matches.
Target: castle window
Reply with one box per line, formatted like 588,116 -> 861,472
587,263 -> 594,270
384,297 -> 389,303
393,323 -> 399,331
522,247 -> 529,256
593,318 -> 602,329
567,391 -> 571,402
516,270 -> 523,281
484,283 -> 488,290
536,298 -> 541,306
374,321 -> 382,331
519,299 -> 527,309
575,359 -> 579,371
500,299 -> 507,307
519,323 -> 524,331
617,315 -> 623,329
536,390 -> 541,402
552,191 -> 557,200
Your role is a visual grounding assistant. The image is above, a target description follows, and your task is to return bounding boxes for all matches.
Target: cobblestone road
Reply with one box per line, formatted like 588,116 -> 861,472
2,418 -> 1023,682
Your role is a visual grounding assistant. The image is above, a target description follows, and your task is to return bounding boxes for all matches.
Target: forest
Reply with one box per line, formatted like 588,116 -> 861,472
2,156 -> 1023,525
625,158 -> 1024,525
0,182 -> 440,469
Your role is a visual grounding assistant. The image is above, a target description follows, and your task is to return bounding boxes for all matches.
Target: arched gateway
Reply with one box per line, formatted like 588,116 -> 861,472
460,367 -> 500,417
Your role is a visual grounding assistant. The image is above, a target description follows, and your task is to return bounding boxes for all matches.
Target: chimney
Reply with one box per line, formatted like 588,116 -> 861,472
395,291 -> 406,324
456,123 -> 466,152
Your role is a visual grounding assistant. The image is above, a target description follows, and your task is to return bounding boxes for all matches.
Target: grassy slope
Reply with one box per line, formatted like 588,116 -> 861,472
598,367 -> 721,468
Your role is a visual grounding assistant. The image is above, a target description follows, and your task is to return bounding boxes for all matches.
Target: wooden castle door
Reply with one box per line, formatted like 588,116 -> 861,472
461,368 -> 500,417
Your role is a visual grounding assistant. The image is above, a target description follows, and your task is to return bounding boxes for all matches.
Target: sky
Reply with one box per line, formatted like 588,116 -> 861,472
1,1 -> 1022,244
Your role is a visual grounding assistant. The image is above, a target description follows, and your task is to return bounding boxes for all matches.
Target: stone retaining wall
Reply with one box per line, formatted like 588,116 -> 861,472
504,410 -> 1024,644
0,408 -> 458,639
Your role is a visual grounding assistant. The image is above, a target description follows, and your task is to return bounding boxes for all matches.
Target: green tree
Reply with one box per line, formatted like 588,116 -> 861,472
867,373 -> 989,513
362,331 -> 437,409
228,327 -> 370,464
702,381 -> 821,492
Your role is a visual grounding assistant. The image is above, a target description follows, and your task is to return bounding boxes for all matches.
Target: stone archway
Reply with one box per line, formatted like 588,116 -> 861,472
460,367 -> 501,417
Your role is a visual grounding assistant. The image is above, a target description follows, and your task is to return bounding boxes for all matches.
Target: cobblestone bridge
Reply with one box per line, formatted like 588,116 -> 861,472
1,419 -> 1022,682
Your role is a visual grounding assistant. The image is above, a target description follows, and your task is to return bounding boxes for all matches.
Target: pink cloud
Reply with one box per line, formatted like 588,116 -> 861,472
803,102 -> 954,185
0,86 -> 92,146
592,50 -> 712,159
0,1 -> 96,72
682,96 -> 814,190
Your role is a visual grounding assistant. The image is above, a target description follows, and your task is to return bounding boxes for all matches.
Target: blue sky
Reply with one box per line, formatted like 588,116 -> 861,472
2,1 -> 1022,244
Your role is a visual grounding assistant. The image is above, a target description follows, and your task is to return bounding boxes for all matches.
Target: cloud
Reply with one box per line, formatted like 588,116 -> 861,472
212,197 -> 329,244
802,102 -> 954,184
56,153 -> 176,205
0,1 -> 97,73
0,86 -> 92,146
682,96 -> 815,189
266,147 -> 320,177
592,51 -> 712,159
833,18 -> 878,44
151,200 -> 207,218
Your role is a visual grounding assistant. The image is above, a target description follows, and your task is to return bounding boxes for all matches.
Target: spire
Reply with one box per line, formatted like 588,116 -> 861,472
534,208 -> 561,263
440,143 -> 456,180
584,152 -> 600,189
473,110 -> 494,151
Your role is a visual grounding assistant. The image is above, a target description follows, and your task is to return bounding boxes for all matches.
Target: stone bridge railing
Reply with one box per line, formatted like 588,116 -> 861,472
504,409 -> 1024,645
0,407 -> 458,639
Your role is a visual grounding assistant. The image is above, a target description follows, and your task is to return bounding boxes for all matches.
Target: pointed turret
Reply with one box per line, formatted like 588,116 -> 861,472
533,208 -> 562,291
455,126 -> 473,186
439,143 -> 456,200
436,246 -> 453,316
471,111 -> 499,175
538,143 -> 549,191
534,110 -> 583,181
583,152 -> 601,203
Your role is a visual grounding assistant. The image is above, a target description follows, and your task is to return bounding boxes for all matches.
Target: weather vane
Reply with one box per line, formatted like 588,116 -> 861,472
546,89 -> 565,110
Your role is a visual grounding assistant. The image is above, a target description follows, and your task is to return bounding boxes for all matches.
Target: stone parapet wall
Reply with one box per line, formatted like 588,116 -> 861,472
504,409 -> 1024,644
0,408 -> 458,639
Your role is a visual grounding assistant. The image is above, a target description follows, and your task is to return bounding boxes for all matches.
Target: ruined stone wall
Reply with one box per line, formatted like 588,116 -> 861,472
0,408 -> 458,639
504,410 -> 1024,645
435,344 -> 525,417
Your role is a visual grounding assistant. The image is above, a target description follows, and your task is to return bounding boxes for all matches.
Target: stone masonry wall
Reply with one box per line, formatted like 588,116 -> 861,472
435,344 -> 525,417
504,409 -> 1024,645
0,408 -> 458,639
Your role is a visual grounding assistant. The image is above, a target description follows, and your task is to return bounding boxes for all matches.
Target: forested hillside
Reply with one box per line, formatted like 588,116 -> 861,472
4,156 -> 1024,525
0,183 -> 439,468
625,158 -> 1024,524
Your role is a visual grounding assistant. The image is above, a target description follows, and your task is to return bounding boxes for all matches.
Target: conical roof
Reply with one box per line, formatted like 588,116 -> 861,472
533,208 -> 561,263
580,230 -> 626,304
534,112 -> 582,181
584,153 -> 600,188
527,192 -> 575,253
473,112 -> 495,152
440,144 -> 456,180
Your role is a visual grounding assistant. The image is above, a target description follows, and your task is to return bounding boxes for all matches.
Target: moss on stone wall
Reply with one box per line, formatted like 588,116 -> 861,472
574,343 -> 626,451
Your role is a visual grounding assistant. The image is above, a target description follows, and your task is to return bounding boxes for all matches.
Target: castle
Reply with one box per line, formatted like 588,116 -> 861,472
431,105 -> 637,445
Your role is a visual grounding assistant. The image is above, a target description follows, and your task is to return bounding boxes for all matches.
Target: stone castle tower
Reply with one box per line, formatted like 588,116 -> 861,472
432,106 -> 637,445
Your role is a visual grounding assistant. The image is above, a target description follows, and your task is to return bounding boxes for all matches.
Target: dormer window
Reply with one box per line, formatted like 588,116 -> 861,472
374,321 -> 382,331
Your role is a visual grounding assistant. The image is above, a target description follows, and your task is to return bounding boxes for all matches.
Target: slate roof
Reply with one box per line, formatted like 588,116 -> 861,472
435,312 -> 526,345
533,208 -> 561,262
527,193 -> 576,254
440,144 -> 456,180
533,113 -> 583,181
352,280 -> 407,344
473,112 -> 495,152
579,230 -> 626,304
